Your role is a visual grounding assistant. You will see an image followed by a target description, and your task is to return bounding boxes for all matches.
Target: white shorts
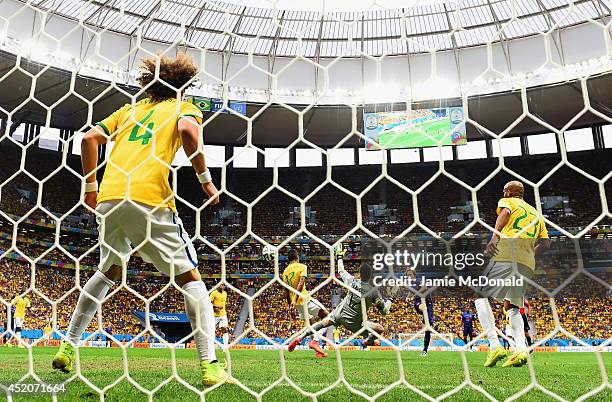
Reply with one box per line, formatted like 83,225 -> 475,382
96,201 -> 198,276
297,298 -> 325,320
478,261 -> 532,307
505,324 -> 513,339
215,315 -> 229,328
14,317 -> 23,328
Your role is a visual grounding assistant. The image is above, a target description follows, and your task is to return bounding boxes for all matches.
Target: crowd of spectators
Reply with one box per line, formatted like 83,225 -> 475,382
1,142 -> 610,238
0,142 -> 609,343
0,260 -> 243,340
1,257 -> 608,342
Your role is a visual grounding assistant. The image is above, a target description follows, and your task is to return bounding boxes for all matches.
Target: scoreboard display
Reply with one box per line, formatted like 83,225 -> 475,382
364,107 -> 467,150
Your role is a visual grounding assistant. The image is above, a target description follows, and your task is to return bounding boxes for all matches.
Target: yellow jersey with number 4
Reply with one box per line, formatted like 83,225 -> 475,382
494,197 -> 548,270
96,98 -> 203,211
210,289 -> 227,317
282,262 -> 309,305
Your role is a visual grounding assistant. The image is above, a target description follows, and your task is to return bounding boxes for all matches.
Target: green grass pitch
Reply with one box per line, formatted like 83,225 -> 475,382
1,347 -> 610,401
377,119 -> 454,149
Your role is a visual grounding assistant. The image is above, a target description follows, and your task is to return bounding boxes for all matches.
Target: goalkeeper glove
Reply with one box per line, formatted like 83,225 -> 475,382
374,298 -> 392,315
334,243 -> 346,260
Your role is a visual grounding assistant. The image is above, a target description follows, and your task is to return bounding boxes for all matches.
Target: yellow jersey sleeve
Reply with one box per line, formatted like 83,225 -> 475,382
96,104 -> 130,136
210,291 -> 218,304
180,102 -> 203,125
496,198 -> 512,215
299,264 -> 307,278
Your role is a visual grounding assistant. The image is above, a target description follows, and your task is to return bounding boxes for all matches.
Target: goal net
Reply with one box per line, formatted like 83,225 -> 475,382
398,333 -> 456,351
0,0 -> 610,401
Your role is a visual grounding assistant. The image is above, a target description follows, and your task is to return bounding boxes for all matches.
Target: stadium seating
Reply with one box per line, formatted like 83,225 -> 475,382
0,142 -> 610,344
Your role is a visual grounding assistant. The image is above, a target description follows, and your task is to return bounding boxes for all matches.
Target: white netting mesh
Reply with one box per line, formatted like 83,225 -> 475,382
0,0 -> 611,401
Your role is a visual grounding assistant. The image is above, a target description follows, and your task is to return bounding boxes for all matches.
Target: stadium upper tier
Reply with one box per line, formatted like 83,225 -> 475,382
1,142 -> 610,240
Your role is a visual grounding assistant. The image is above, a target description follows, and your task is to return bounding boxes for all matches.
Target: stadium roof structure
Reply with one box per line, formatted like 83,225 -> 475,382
0,49 -> 610,147
25,0 -> 611,58
1,0 -> 610,145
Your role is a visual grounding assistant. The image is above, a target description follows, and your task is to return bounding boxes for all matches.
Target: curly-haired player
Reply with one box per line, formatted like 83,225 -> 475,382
52,53 -> 230,387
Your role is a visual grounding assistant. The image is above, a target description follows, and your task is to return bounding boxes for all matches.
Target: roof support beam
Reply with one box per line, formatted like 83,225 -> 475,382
129,1 -> 162,37
186,2 -> 210,43
591,0 -> 611,16
221,7 -> 247,81
443,4 -> 462,83
313,15 -> 325,92
267,10 -> 286,95
127,1 -> 162,71
535,0 -> 565,66
84,0 -> 113,26
486,0 -> 512,75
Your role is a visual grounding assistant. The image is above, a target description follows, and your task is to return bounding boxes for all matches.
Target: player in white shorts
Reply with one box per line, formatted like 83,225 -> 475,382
6,295 -> 30,347
504,312 -> 516,350
289,244 -> 391,351
215,315 -> 229,328
281,248 -> 330,358
522,298 -> 536,350
52,53 -> 231,387
210,284 -> 230,349
474,181 -> 549,368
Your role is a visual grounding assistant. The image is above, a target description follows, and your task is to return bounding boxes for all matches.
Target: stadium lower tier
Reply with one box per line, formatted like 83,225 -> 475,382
1,261 -> 609,343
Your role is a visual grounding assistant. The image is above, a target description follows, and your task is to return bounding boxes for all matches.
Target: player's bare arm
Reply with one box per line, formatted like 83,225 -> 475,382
178,117 -> 219,205
285,288 -> 292,307
80,126 -> 108,211
290,276 -> 305,313
486,207 -> 510,257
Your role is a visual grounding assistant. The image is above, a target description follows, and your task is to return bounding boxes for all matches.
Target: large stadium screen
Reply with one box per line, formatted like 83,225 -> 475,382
363,107 -> 467,150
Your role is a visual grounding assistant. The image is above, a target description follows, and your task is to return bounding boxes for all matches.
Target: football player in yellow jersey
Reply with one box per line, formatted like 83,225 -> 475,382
43,320 -> 53,347
333,327 -> 341,345
282,248 -> 330,358
8,295 -> 30,347
475,181 -> 550,368
210,284 -> 230,349
52,53 -> 231,387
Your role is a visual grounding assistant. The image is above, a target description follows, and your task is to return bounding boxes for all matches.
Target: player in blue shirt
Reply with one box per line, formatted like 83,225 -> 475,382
414,294 -> 436,356
105,324 -> 113,347
461,308 -> 477,350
